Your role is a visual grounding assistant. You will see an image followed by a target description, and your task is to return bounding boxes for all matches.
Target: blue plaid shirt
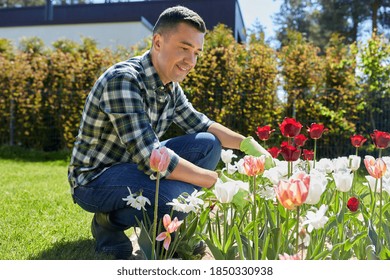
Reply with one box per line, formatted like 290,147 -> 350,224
68,50 -> 213,187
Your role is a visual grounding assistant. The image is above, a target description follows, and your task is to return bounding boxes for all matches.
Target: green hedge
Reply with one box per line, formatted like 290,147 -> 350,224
0,25 -> 389,157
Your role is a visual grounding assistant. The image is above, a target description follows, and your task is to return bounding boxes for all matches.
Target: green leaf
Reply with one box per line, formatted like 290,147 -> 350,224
202,236 -> 226,260
137,221 -> 153,260
344,232 -> 366,251
366,245 -> 378,260
368,220 -> 380,252
199,207 -> 211,228
232,225 -> 245,260
232,189 -> 249,211
379,246 -> 390,260
184,216 -> 199,240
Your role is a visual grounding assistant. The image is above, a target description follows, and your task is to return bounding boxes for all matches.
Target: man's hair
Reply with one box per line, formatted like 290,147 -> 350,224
153,6 -> 207,35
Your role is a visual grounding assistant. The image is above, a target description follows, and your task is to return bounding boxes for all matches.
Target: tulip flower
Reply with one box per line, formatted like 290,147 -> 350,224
333,171 -> 354,192
156,214 -> 183,250
150,146 -> 170,172
294,134 -> 308,147
305,169 -> 327,205
279,117 -> 302,138
268,146 -> 281,158
150,146 -> 171,259
213,179 -> 240,203
363,175 -> 390,195
221,149 -> 237,165
302,149 -> 314,161
243,155 -> 266,176
279,253 -> 301,260
350,134 -> 367,148
370,130 -> 390,149
347,197 -> 359,212
280,142 -> 301,162
307,123 -> 328,139
364,155 -> 387,179
275,175 -> 309,210
256,125 -> 275,141
348,155 -> 361,171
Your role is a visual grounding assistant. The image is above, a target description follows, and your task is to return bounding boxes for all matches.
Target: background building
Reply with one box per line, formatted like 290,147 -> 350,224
0,0 -> 246,48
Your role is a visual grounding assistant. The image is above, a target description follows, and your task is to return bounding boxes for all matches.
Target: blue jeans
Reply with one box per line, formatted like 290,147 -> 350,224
72,132 -> 221,228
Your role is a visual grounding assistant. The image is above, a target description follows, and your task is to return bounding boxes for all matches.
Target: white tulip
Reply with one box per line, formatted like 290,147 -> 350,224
348,155 -> 361,171
221,149 -> 237,165
333,171 -> 354,192
213,179 -> 239,203
305,169 -> 328,205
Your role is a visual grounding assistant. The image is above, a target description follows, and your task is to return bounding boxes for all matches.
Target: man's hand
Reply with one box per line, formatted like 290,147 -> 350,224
240,136 -> 275,169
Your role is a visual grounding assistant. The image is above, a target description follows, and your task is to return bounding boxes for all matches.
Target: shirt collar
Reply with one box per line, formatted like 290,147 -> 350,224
141,50 -> 173,92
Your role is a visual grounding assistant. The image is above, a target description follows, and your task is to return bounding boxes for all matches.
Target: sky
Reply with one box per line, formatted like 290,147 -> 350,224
238,0 -> 282,40
92,0 -> 283,41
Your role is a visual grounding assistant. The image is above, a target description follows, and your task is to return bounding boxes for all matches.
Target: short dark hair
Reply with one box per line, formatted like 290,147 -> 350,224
153,6 -> 207,35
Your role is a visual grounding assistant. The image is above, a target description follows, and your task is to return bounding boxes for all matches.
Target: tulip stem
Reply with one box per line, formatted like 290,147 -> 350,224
313,139 -> 317,169
252,175 -> 259,260
378,149 -> 383,249
151,172 -> 161,260
341,192 -> 346,243
370,178 -> 378,225
295,206 -> 300,255
378,177 -> 383,249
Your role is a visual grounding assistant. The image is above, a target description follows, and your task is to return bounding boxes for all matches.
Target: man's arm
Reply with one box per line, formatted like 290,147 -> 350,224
166,157 -> 218,188
166,123 -> 245,189
166,123 -> 273,188
207,122 -> 245,149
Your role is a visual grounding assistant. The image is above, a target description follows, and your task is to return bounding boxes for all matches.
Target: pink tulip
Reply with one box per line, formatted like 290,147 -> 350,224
364,155 -> 387,179
279,253 -> 301,260
150,146 -> 171,172
275,174 -> 310,210
243,155 -> 266,176
156,214 -> 183,250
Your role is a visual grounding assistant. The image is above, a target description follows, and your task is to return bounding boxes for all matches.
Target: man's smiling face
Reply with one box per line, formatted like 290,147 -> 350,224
152,22 -> 204,84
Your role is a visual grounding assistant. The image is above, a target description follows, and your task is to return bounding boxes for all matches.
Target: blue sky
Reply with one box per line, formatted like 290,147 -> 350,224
238,0 -> 282,40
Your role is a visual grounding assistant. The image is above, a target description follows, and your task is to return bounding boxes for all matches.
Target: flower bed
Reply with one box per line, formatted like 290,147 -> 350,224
129,118 -> 390,260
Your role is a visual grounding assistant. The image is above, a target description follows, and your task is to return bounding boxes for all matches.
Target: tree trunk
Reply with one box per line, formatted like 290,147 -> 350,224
372,0 -> 381,33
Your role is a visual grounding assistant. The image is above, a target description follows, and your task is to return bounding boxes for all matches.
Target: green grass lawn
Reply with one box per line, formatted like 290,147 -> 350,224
0,146 -> 115,260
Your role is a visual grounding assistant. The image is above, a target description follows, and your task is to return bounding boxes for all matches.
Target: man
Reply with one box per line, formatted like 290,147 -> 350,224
68,5 -> 270,259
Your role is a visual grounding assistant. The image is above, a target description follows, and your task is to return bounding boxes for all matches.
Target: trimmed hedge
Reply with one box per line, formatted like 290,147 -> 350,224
0,25 -> 389,157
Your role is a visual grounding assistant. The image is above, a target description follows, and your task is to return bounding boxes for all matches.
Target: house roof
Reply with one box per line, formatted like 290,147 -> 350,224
0,0 -> 246,42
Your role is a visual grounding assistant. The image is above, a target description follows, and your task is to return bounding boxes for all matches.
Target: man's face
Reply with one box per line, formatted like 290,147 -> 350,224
152,22 -> 205,84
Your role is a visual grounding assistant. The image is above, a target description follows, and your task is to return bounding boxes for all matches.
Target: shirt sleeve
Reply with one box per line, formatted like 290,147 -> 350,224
173,84 -> 214,133
100,74 -> 179,177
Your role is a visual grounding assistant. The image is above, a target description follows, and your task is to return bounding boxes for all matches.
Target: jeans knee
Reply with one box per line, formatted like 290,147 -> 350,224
200,132 -> 222,155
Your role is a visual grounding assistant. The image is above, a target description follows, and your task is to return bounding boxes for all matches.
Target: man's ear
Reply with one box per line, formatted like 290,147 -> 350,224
153,33 -> 162,51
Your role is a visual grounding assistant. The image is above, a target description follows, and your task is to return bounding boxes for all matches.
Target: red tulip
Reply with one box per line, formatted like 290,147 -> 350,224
294,134 -> 308,147
302,149 -> 314,161
279,117 -> 302,138
307,123 -> 328,139
370,130 -> 390,149
280,142 -> 301,161
256,125 -> 275,141
150,146 -> 171,172
268,146 -> 281,159
350,135 -> 367,148
347,197 -> 359,212
243,155 -> 266,176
